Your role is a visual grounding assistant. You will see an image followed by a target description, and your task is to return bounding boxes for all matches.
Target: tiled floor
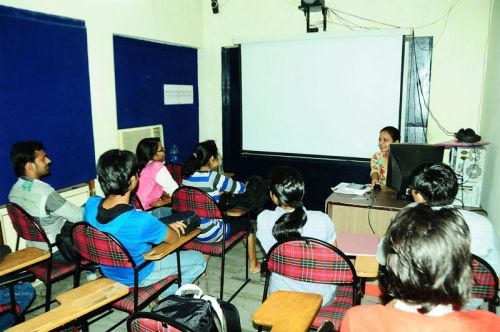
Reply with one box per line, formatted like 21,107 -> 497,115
23,242 -> 498,331
26,241 -> 273,331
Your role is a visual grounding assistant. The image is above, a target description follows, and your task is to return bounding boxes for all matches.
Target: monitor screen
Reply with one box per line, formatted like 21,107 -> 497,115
386,144 -> 445,200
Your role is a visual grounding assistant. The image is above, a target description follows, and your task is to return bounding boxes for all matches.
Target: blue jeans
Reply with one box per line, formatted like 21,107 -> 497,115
0,282 -> 36,330
151,207 -> 173,219
139,250 -> 206,300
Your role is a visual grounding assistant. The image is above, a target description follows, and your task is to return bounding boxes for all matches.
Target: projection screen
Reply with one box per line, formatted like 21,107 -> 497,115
240,32 -> 405,159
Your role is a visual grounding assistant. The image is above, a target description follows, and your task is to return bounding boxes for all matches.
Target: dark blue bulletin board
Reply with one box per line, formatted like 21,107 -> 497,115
0,5 -> 95,205
114,36 -> 199,162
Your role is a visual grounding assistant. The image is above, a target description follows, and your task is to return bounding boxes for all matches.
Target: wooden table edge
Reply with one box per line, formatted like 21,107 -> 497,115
144,227 -> 201,260
252,291 -> 323,332
0,247 -> 51,277
6,278 -> 128,332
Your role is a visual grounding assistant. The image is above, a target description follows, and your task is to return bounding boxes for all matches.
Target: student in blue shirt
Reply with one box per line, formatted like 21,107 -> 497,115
84,149 -> 206,297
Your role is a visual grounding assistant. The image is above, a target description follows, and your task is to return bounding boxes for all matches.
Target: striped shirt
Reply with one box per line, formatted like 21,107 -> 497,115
182,171 -> 245,243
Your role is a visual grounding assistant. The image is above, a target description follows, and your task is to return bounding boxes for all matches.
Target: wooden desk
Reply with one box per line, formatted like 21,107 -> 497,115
253,291 -> 322,332
354,256 -> 378,278
336,232 -> 379,279
337,232 -> 379,257
144,228 -> 202,261
325,187 -> 406,237
0,247 -> 50,277
7,278 -> 128,332
225,207 -> 247,217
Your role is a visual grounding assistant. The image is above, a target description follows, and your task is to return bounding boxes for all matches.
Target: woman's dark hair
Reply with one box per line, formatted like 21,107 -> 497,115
410,163 -> 458,206
97,149 -> 139,196
182,140 -> 218,177
270,166 -> 307,242
380,126 -> 400,142
382,204 -> 472,312
10,140 -> 45,177
136,137 -> 161,172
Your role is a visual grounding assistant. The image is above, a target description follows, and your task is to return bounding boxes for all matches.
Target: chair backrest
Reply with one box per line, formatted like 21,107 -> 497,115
266,237 -> 357,285
71,222 -> 134,268
6,202 -> 50,244
130,195 -> 145,210
165,163 -> 183,186
171,186 -> 223,220
471,254 -> 499,301
127,312 -> 184,332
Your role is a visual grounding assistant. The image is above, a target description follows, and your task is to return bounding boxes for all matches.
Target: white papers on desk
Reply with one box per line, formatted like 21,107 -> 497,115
331,182 -> 370,196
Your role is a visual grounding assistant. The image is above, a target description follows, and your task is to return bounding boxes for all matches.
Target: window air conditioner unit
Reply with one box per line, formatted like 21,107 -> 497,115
117,124 -> 164,153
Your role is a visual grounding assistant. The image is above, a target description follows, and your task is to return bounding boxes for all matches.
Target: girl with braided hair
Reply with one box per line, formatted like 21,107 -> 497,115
256,166 -> 337,305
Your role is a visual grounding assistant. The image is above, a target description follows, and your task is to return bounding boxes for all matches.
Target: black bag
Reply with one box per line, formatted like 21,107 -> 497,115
0,245 -> 11,262
219,175 -> 271,212
153,284 -> 241,332
55,221 -> 81,263
160,211 -> 200,234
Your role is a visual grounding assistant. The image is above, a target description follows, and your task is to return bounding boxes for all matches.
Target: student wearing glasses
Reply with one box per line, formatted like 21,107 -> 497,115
135,137 -> 178,218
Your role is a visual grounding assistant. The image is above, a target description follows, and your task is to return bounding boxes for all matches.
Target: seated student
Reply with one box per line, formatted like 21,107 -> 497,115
377,163 -> 500,275
84,149 -> 206,298
256,166 -> 337,306
370,126 -> 400,186
135,137 -> 178,218
341,204 -> 500,332
8,140 -> 97,280
8,141 -> 82,260
182,139 -> 260,273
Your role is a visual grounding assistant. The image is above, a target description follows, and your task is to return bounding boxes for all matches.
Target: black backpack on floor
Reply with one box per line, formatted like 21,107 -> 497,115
153,284 -> 241,332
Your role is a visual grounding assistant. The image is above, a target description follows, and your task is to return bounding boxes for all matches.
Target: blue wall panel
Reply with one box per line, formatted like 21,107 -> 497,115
0,5 -> 95,204
114,36 -> 199,162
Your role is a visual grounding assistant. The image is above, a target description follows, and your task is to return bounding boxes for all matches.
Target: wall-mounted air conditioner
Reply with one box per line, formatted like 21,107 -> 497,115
117,124 -> 164,153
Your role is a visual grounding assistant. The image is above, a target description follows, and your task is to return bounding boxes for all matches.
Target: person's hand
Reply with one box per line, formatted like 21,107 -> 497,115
168,221 -> 187,237
151,196 -> 171,207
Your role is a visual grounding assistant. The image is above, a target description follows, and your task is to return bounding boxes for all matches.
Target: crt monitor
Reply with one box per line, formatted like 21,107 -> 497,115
386,144 -> 445,200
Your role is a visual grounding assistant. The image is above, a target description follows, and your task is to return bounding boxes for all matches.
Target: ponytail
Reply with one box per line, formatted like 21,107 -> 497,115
269,166 -> 308,242
272,204 -> 307,242
182,140 -> 218,178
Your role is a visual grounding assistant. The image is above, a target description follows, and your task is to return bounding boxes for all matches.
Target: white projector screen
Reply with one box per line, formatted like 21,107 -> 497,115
241,33 -> 404,159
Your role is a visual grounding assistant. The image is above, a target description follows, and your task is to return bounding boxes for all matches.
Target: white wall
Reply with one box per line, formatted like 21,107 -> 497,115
199,0 -> 498,235
1,1 -> 498,235
200,0 -> 492,144
480,0 -> 500,237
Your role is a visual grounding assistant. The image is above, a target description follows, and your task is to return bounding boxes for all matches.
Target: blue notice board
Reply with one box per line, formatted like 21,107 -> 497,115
0,5 -> 95,204
114,36 -> 199,162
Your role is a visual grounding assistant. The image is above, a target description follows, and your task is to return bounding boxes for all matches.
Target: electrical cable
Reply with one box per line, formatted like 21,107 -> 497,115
367,192 -> 377,235
328,7 -> 401,29
409,34 -> 455,139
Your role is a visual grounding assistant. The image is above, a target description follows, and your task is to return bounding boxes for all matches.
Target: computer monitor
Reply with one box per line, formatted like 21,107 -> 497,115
386,144 -> 445,200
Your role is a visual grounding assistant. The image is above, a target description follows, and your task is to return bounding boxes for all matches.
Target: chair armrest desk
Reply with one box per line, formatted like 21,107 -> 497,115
7,278 -> 128,332
144,228 -> 202,286
144,228 -> 202,261
253,291 -> 323,332
0,247 -> 50,277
